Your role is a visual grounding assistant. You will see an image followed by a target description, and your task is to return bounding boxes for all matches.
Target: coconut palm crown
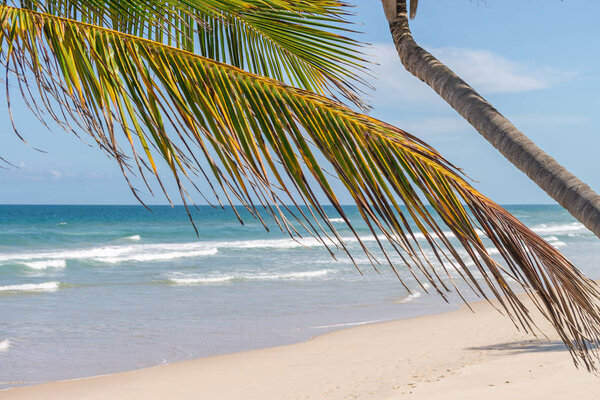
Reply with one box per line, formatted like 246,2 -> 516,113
1,0 -> 600,370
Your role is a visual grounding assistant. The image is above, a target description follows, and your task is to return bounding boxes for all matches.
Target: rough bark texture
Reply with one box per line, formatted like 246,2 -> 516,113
382,0 -> 600,238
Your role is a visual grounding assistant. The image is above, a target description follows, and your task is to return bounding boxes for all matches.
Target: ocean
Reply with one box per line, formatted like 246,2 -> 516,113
0,204 -> 597,388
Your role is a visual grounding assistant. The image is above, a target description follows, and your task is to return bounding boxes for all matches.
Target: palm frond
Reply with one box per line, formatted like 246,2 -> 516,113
410,0 -> 418,18
9,0 -> 370,108
1,5 -> 600,370
195,0 -> 371,108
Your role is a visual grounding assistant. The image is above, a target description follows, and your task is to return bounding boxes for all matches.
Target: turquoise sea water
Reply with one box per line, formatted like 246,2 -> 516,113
0,204 -> 598,388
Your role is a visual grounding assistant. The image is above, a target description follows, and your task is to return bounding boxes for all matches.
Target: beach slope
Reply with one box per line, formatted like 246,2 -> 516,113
3,297 -> 600,399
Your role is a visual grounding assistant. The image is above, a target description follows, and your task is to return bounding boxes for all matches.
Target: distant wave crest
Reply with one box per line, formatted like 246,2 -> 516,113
98,248 -> 218,264
486,248 -> 500,255
0,281 -> 61,293
544,235 -> 567,248
0,235 -> 352,267
0,231 -> 461,268
531,222 -> 588,235
123,235 -> 141,241
0,243 -> 220,266
165,269 -> 332,285
396,291 -> 422,304
313,319 -> 384,329
21,260 -> 66,270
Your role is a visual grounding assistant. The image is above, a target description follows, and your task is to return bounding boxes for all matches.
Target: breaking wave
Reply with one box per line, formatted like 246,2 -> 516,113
98,248 -> 218,264
313,319 -> 384,329
123,235 -> 141,241
0,281 -> 61,293
544,236 -> 567,248
20,260 -> 66,270
531,222 -> 588,235
396,291 -> 422,303
0,243 -> 220,266
165,269 -> 332,285
0,225 -> 544,269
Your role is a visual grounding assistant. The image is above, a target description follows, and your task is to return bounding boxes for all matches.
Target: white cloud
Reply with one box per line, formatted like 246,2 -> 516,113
367,44 -> 442,107
0,165 -> 83,182
432,47 -> 575,94
49,169 -> 63,180
367,43 -> 575,109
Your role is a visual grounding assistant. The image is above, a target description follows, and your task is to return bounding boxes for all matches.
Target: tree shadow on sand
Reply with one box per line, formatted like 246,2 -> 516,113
466,340 -> 567,355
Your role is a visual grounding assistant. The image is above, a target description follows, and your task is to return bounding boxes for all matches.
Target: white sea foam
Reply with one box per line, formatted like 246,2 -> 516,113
167,274 -> 236,285
411,231 -> 457,240
531,222 -> 588,235
0,339 -> 9,351
0,241 -> 294,265
0,228 -> 463,267
97,248 -> 219,264
313,319 -> 384,329
58,222 -> 67,226
21,260 -> 66,270
328,218 -> 345,223
485,248 -> 500,255
219,238 -> 323,249
544,236 -> 567,248
215,231 -> 459,250
397,291 -> 422,303
166,269 -> 332,285
485,236 -> 567,255
0,243 -> 220,266
0,281 -> 60,293
250,270 -> 331,280
124,235 -> 141,241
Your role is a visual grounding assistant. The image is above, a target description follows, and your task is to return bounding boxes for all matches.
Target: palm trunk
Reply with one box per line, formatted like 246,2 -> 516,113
381,0 -> 600,238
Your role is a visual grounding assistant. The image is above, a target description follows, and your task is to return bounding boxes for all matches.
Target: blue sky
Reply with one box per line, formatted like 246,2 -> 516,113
1,1 -> 599,205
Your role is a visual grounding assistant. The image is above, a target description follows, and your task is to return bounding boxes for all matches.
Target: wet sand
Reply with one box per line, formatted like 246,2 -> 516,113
3,296 -> 600,399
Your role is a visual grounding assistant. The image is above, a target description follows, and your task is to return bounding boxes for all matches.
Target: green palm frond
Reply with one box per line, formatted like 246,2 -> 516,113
195,0 -> 370,108
9,0 -> 370,108
2,5 -> 600,370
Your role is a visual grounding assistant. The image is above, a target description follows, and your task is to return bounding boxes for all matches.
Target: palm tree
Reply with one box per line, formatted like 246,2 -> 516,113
382,0 -> 600,238
1,0 -> 599,370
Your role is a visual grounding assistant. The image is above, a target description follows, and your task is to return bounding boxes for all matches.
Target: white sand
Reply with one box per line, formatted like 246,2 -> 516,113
3,297 -> 600,399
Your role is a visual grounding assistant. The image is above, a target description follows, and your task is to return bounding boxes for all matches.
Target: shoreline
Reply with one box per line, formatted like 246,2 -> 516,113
3,295 -> 600,399
0,305 -> 456,390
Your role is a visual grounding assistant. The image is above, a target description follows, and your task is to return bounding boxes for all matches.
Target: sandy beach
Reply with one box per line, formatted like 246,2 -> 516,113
3,294 -> 600,400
